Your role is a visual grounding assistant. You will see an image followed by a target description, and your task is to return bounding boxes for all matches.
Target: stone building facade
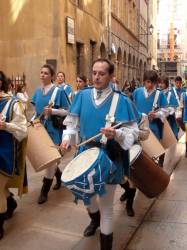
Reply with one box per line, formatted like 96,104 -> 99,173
0,0 -> 155,93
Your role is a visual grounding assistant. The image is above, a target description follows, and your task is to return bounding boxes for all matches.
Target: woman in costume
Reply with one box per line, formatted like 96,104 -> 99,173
56,71 -> 73,102
0,71 -> 27,239
31,64 -> 70,204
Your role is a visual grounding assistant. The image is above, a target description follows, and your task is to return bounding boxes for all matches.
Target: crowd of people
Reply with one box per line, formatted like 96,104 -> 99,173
0,60 -> 187,249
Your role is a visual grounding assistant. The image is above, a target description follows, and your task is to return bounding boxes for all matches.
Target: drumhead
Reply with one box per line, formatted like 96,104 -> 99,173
62,147 -> 100,182
129,144 -> 142,166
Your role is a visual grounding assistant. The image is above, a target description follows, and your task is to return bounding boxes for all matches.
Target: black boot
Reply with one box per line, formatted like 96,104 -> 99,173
100,232 -> 113,250
37,177 -> 53,204
53,167 -> 62,190
120,182 -> 130,202
0,213 -> 5,240
126,188 -> 136,217
4,193 -> 17,220
158,153 -> 165,167
83,210 -> 100,237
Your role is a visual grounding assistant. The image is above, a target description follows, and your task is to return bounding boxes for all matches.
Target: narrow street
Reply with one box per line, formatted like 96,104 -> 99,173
0,141 -> 184,250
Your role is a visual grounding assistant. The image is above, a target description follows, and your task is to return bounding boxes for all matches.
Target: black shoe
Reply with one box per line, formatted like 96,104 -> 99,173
100,232 -> 113,250
120,182 -> 130,202
37,177 -> 53,204
53,167 -> 62,190
0,213 -> 5,240
4,194 -> 17,220
126,188 -> 136,217
83,211 -> 100,237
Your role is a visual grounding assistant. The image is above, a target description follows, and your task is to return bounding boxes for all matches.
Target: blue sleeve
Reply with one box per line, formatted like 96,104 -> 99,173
69,91 -> 82,116
170,93 -> 179,107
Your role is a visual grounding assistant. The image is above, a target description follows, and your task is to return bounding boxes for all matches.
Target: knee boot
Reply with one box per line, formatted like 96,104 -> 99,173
83,210 -> 100,237
53,167 -> 62,190
126,188 -> 136,217
37,177 -> 53,204
0,213 -> 5,240
120,181 -> 130,202
4,193 -> 17,220
100,232 -> 113,250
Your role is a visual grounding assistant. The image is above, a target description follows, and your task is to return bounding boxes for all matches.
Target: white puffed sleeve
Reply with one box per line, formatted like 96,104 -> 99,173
5,102 -> 27,141
62,114 -> 80,145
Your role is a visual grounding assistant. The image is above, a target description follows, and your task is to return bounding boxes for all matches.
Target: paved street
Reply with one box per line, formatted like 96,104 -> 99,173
0,141 -> 184,250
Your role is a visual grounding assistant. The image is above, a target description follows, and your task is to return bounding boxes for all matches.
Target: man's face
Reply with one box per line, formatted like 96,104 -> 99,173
144,80 -> 155,91
92,62 -> 113,90
175,80 -> 182,89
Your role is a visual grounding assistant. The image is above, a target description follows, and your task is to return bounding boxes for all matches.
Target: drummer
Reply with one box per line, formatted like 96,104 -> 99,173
60,58 -> 139,250
159,76 -> 179,139
133,70 -> 168,167
31,64 -> 70,204
56,71 -> 73,102
0,71 -> 28,239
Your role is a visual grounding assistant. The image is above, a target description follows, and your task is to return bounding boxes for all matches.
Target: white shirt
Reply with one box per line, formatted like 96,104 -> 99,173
62,87 -> 139,150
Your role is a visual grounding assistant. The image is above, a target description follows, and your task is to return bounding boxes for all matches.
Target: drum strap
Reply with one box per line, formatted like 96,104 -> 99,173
100,92 -> 119,144
152,90 -> 160,111
172,87 -> 180,106
167,91 -> 171,104
49,87 -> 59,106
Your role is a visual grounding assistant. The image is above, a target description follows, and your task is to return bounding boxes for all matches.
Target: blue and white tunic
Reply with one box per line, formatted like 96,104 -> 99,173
0,93 -> 27,176
31,84 -> 70,145
59,83 -> 73,102
133,87 -> 168,140
63,87 -> 139,185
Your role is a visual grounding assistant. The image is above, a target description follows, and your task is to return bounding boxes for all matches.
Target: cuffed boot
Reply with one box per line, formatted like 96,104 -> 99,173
0,213 -> 5,240
100,232 -> 113,250
83,210 -> 100,237
37,177 -> 53,204
120,181 -> 130,202
53,167 -> 62,190
4,193 -> 17,220
126,188 -> 136,217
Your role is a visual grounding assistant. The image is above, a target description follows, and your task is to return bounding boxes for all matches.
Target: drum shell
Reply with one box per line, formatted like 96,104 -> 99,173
27,122 -> 61,172
130,152 -> 170,198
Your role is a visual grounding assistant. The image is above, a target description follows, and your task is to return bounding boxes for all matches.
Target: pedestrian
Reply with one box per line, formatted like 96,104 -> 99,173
60,59 -> 139,250
31,64 -> 70,204
0,71 -> 28,239
74,75 -> 88,95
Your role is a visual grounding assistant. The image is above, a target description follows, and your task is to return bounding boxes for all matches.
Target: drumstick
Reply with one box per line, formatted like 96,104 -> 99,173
76,122 -> 123,148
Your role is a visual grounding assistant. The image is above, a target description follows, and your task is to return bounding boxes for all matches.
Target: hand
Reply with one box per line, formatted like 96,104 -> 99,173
60,140 -> 71,154
148,111 -> 156,121
101,127 -> 116,139
0,120 -> 6,130
44,107 -> 52,116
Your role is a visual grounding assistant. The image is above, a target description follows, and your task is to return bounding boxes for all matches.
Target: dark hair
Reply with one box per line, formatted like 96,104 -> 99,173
16,83 -> 26,93
77,75 -> 87,83
41,64 -> 55,77
143,70 -> 158,84
57,71 -> 65,80
175,76 -> 182,82
92,58 -> 114,75
0,71 -> 8,93
161,76 -> 169,88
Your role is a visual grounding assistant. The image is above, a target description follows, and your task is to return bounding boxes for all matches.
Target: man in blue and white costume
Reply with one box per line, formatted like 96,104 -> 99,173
56,71 -> 73,102
60,59 -> 139,250
133,70 -> 168,141
31,64 -> 70,204
174,76 -> 185,100
160,76 -> 179,139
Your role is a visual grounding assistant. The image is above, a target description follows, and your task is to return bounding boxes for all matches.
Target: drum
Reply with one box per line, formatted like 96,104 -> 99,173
140,129 -> 165,158
27,120 -> 61,172
129,144 -> 170,198
160,119 -> 177,149
61,147 -> 115,205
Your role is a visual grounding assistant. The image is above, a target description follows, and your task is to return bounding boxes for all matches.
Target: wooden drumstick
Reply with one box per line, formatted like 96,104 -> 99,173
75,122 -> 123,148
